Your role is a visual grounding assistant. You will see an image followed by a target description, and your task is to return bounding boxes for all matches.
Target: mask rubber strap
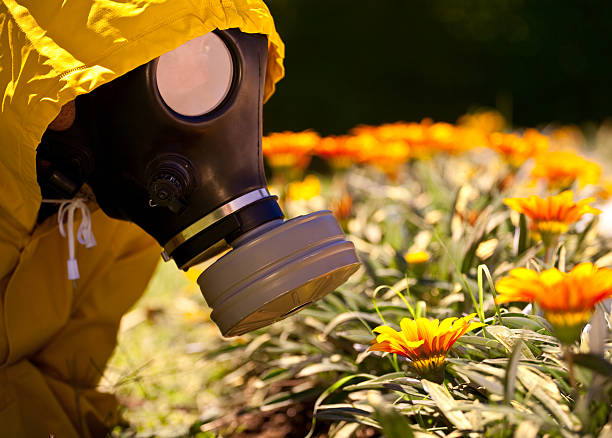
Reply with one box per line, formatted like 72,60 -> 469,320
41,198 -> 97,280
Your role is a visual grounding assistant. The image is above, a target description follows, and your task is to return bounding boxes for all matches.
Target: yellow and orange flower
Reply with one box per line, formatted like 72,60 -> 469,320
496,263 -> 612,343
351,120 -> 476,160
531,150 -> 601,189
457,110 -> 506,134
594,179 -> 612,201
312,135 -> 359,168
503,191 -> 600,244
488,129 -> 550,168
549,125 -> 585,151
351,121 -> 425,149
262,130 -> 320,169
369,314 -> 485,382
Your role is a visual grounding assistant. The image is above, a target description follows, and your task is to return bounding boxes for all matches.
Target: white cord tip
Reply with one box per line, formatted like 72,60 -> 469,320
67,259 -> 80,280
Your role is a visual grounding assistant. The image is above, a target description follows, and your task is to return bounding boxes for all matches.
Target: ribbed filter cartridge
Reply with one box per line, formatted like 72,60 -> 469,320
197,210 -> 360,336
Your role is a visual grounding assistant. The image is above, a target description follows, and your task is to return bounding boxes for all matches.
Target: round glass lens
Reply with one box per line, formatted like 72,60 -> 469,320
156,32 -> 233,117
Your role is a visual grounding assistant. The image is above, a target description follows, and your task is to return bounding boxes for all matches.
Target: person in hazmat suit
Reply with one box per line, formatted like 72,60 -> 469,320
0,1 -> 285,436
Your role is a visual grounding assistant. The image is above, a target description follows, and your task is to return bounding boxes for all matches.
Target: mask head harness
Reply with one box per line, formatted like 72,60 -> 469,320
37,29 -> 360,336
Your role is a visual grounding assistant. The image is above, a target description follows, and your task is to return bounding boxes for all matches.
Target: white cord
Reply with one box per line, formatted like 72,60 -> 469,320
42,198 -> 97,280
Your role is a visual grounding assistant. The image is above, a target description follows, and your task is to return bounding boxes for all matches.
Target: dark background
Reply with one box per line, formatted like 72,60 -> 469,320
262,0 -> 612,136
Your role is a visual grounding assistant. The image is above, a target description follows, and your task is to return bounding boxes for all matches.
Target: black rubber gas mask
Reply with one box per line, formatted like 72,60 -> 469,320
37,29 -> 360,336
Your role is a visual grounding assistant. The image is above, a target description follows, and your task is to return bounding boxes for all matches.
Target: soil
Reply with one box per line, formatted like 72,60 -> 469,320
203,378 -> 380,437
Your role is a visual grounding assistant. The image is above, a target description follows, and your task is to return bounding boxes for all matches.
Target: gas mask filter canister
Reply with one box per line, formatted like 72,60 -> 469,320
36,29 -> 360,337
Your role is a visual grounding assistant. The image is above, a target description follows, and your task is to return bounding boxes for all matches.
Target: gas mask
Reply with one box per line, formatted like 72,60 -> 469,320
36,29 -> 360,336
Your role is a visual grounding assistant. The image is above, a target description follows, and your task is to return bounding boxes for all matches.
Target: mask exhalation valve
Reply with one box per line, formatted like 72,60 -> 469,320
147,154 -> 195,213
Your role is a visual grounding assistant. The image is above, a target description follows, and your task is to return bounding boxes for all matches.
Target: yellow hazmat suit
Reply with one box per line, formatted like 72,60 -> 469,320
0,1 -> 284,436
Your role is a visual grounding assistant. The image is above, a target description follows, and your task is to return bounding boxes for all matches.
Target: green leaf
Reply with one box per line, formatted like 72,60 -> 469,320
497,316 -> 550,332
486,325 -> 535,359
421,379 -> 474,430
296,361 -> 357,377
575,215 -> 597,251
305,373 -> 374,438
336,329 -> 379,344
260,367 -> 288,381
343,373 -> 422,396
504,338 -> 523,404
518,213 -> 528,255
374,405 -> 415,438
323,312 -> 382,337
516,366 -> 580,431
573,354 -> 612,379
455,367 -> 504,396
460,206 -> 493,274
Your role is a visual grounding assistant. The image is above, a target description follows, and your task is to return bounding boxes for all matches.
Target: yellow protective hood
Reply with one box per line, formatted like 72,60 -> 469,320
0,0 -> 285,234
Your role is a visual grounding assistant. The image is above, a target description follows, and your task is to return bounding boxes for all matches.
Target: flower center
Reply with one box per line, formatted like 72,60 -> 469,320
409,354 -> 446,373
543,309 -> 593,344
535,220 -> 568,235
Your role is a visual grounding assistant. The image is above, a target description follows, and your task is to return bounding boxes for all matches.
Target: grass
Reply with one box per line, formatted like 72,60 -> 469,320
104,262 -> 223,436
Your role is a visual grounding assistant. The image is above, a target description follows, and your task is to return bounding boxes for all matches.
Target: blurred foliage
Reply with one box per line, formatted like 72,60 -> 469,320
262,0 -> 612,135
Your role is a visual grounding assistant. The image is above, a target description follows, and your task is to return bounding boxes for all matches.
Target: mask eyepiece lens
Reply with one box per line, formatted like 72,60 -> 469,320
156,32 -> 234,117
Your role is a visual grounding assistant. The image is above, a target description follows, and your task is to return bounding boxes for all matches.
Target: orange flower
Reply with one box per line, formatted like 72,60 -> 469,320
488,129 -> 549,168
335,131 -> 410,178
549,125 -> 585,151
457,110 -> 506,134
369,314 -> 485,381
531,150 -> 601,189
262,131 -> 320,169
312,135 -> 358,168
352,122 -> 426,147
495,263 -> 612,343
503,191 -> 600,244
594,179 -> 612,201
351,120 -> 476,160
331,193 -> 353,222
426,121 -> 476,155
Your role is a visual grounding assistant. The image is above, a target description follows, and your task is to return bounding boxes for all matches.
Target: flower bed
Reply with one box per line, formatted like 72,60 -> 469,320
111,112 -> 612,437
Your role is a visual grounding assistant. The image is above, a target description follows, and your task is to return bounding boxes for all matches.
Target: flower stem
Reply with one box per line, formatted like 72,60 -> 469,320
391,353 -> 400,372
563,345 -> 577,391
442,379 -> 451,393
543,236 -> 559,268
544,245 -> 553,266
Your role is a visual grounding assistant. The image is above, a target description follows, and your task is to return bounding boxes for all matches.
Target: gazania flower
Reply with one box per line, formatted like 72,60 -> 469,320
312,135 -> 358,168
531,150 -> 601,189
425,121 -> 476,155
369,314 -> 485,382
351,122 -> 426,148
488,129 -> 549,168
549,125 -> 585,151
495,263 -> 612,344
594,179 -> 612,201
262,131 -> 320,169
339,131 -> 410,178
503,191 -> 600,244
351,120 -> 475,160
457,110 -> 506,134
